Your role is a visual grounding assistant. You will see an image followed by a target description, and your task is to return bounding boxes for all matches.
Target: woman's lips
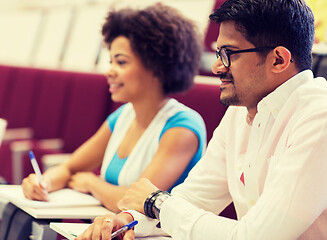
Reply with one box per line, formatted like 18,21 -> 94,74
109,83 -> 123,93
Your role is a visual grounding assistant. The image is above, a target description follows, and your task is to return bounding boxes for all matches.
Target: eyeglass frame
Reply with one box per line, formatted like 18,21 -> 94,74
215,46 -> 277,68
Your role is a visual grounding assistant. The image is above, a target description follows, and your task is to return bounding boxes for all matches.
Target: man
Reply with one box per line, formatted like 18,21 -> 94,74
76,0 -> 327,239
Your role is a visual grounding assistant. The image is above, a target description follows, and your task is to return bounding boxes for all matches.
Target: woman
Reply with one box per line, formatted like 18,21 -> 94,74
21,4 -> 205,213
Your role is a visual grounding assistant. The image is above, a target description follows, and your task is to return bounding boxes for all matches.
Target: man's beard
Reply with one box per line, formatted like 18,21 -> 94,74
218,73 -> 241,106
220,92 -> 240,106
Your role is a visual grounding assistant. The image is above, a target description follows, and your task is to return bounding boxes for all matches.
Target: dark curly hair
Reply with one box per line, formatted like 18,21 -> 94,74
102,4 -> 202,95
210,0 -> 315,72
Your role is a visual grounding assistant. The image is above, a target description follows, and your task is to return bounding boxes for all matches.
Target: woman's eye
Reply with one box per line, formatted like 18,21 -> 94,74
117,60 -> 126,65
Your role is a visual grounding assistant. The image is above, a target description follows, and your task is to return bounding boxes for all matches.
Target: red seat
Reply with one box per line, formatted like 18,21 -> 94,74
172,82 -> 227,142
204,0 -> 226,53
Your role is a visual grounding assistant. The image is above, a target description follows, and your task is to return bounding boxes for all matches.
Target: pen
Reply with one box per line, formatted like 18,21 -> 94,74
29,151 -> 43,184
111,220 -> 138,239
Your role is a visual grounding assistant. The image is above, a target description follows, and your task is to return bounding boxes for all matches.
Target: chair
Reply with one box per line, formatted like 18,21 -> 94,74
172,77 -> 226,142
0,119 -> 8,146
0,203 -> 34,240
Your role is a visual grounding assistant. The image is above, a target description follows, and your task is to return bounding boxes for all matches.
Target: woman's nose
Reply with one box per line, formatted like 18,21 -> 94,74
105,67 -> 116,79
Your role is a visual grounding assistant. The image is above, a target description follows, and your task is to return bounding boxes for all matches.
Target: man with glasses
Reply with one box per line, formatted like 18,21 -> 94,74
76,0 -> 327,239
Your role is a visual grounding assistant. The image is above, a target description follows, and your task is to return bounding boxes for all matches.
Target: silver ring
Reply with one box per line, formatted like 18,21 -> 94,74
104,218 -> 112,223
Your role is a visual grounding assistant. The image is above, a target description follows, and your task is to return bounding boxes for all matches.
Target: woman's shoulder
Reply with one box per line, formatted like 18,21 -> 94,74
161,99 -> 206,138
106,104 -> 130,131
166,99 -> 205,123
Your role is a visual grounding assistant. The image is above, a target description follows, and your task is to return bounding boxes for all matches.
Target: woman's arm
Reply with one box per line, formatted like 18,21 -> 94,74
73,126 -> 199,212
21,121 -> 111,200
139,127 -> 199,190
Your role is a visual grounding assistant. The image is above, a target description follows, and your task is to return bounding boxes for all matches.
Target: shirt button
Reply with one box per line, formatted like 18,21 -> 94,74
249,200 -> 255,206
273,108 -> 279,115
237,165 -> 243,171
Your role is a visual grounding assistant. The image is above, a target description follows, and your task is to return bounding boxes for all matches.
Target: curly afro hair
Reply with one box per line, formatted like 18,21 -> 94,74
102,4 -> 203,95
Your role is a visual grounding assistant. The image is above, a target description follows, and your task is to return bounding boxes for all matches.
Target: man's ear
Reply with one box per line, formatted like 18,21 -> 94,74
270,46 -> 292,73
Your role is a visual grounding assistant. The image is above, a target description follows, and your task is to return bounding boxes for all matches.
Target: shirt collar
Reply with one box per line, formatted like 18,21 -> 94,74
257,70 -> 313,119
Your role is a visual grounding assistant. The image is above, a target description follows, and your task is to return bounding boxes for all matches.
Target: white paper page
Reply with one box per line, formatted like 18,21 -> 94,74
0,185 -> 101,208
50,222 -> 172,240
50,222 -> 90,240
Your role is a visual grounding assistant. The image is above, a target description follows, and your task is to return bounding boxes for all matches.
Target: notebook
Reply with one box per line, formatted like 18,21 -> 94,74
50,222 -> 173,240
50,222 -> 90,240
0,185 -> 101,209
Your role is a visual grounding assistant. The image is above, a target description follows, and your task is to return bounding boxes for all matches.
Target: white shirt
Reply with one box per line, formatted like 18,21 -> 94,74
130,70 -> 327,240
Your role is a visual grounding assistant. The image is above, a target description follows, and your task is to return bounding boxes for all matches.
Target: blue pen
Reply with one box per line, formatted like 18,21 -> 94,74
111,220 -> 138,239
29,151 -> 43,184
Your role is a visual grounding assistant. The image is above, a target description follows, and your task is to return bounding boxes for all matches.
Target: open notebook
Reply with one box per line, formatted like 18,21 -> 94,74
50,222 -> 90,240
50,222 -> 173,240
0,185 -> 101,208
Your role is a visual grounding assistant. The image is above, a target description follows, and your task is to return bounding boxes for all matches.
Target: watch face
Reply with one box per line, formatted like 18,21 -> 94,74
154,194 -> 169,210
155,198 -> 165,208
152,191 -> 171,220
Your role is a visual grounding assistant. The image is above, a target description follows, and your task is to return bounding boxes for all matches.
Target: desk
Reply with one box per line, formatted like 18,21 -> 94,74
0,195 -> 110,240
312,43 -> 327,76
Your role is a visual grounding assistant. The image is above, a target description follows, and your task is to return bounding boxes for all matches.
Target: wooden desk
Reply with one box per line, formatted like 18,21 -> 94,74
0,185 -> 111,240
0,199 -> 110,240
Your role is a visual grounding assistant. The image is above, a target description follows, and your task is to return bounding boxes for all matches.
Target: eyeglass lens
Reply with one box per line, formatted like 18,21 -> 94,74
216,49 -> 229,67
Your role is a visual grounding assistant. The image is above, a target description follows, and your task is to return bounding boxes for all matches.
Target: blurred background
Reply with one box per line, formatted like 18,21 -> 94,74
0,0 -> 227,186
1,0 -> 327,186
1,0 -> 327,77
0,0 -> 223,75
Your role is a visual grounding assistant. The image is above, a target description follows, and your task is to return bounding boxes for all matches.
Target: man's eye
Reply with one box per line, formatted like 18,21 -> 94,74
224,49 -> 232,54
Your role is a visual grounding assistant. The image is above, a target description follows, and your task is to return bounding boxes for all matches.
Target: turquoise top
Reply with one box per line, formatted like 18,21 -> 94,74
104,104 -> 206,191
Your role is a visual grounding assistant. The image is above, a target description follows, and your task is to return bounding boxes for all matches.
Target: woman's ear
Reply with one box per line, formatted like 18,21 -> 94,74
270,46 -> 292,73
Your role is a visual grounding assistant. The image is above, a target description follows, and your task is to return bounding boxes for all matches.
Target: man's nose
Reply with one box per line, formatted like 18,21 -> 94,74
212,57 -> 227,75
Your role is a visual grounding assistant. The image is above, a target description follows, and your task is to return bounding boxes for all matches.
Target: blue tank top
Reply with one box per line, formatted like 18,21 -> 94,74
104,104 -> 206,191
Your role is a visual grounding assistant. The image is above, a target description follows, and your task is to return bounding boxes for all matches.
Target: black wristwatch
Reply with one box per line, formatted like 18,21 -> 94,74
144,190 -> 171,220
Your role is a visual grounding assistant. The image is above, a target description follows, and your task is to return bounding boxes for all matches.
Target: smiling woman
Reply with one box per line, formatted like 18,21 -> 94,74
21,4 -> 206,214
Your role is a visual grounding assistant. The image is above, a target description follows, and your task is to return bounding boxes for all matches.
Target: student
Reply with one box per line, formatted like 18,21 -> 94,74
77,0 -> 327,239
21,4 -> 206,213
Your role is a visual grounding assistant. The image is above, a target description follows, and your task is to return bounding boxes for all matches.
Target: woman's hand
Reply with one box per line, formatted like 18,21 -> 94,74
21,173 -> 49,201
68,172 -> 98,194
118,178 -> 158,214
75,212 -> 135,240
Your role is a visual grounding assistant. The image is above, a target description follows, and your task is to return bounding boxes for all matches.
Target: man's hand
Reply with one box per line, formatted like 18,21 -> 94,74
75,212 -> 135,240
118,178 -> 158,214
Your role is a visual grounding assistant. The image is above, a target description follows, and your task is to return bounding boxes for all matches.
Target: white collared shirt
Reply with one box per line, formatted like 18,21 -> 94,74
131,70 -> 327,240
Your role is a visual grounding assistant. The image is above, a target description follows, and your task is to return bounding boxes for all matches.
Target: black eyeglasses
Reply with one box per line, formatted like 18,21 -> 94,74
216,46 -> 276,68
